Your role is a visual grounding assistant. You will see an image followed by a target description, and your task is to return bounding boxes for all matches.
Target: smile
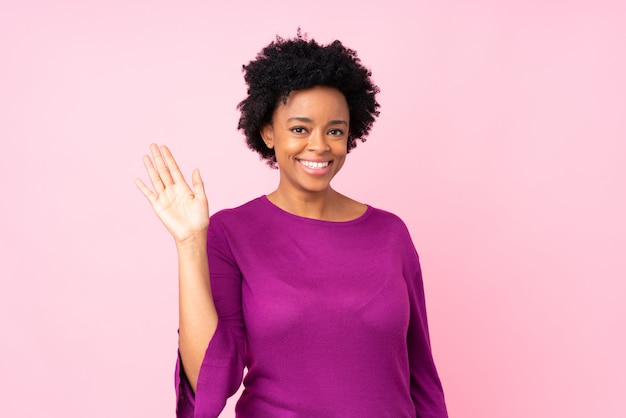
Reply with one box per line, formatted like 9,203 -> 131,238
298,160 -> 330,169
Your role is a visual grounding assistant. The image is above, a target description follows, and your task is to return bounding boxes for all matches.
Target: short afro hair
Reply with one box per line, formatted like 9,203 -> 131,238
237,32 -> 380,168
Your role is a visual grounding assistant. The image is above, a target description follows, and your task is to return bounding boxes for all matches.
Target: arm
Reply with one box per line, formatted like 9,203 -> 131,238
176,235 -> 217,392
135,144 -> 217,391
173,218 -> 245,417
400,226 -> 448,417
406,259 -> 448,417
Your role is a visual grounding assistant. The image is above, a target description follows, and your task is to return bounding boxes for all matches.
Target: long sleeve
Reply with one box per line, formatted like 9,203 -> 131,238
402,227 -> 448,417
175,217 -> 246,418
173,197 -> 448,417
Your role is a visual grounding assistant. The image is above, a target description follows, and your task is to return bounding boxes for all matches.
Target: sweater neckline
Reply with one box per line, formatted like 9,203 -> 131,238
259,195 -> 373,226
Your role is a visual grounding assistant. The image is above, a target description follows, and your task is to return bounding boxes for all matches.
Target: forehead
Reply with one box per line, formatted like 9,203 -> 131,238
276,86 -> 349,118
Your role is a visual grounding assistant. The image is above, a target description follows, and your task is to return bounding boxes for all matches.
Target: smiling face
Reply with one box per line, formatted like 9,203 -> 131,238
261,86 -> 350,198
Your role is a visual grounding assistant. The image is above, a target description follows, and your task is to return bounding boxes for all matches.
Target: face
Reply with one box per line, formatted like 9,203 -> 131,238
260,86 -> 350,197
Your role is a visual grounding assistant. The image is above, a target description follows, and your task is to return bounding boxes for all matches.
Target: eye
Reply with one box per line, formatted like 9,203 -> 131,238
290,126 -> 307,134
328,128 -> 345,136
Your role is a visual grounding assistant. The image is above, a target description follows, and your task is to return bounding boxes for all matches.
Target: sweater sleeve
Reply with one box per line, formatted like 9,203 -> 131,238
175,217 -> 246,418
401,227 -> 448,418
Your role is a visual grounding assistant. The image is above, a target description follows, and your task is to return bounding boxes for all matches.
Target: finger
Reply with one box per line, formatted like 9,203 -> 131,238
160,145 -> 186,184
143,154 -> 165,193
135,178 -> 158,205
191,168 -> 207,199
150,143 -> 174,186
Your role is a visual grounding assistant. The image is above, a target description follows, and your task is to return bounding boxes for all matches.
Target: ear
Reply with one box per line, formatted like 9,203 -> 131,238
260,124 -> 274,149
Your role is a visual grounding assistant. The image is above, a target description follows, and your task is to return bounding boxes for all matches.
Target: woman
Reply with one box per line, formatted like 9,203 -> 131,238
136,33 -> 448,418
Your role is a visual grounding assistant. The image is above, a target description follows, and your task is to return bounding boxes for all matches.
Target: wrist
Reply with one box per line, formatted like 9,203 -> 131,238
174,231 -> 208,251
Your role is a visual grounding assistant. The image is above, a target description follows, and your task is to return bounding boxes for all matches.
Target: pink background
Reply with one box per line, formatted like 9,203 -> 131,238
1,1 -> 624,417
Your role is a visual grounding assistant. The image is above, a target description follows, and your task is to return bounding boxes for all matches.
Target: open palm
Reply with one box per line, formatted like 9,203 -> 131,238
136,144 -> 209,244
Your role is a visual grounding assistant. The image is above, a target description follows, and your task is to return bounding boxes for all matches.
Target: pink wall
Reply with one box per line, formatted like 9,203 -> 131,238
1,1 -> 624,417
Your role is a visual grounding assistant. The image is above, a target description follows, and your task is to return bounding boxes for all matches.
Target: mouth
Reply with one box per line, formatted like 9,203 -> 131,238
296,159 -> 333,176
298,159 -> 331,170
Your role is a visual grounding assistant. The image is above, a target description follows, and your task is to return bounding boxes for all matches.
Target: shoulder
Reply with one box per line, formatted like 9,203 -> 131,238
364,205 -> 418,251
207,197 -> 269,253
210,196 -> 267,225
366,205 -> 410,231
208,196 -> 289,242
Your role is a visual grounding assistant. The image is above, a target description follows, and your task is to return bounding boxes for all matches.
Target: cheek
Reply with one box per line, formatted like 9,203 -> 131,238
333,144 -> 348,168
278,137 -> 305,153
334,140 -> 349,157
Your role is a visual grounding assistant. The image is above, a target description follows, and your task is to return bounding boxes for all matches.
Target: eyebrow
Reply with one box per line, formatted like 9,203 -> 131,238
286,117 -> 348,126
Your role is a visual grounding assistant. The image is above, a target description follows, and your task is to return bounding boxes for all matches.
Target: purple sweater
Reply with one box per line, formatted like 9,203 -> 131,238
175,196 -> 447,417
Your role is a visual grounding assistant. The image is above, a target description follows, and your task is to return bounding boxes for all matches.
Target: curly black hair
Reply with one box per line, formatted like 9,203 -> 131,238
237,32 -> 380,167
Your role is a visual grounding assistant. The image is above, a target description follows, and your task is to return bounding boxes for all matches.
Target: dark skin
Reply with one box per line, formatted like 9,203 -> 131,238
135,85 -> 365,392
261,86 -> 367,221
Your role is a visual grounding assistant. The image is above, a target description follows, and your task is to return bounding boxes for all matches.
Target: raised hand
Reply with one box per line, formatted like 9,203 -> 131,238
135,144 -> 209,245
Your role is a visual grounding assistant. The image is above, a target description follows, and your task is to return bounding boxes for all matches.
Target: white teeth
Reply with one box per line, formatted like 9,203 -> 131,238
300,160 -> 329,169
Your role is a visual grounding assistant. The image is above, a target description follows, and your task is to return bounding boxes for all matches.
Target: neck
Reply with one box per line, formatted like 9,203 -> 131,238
267,187 -> 340,221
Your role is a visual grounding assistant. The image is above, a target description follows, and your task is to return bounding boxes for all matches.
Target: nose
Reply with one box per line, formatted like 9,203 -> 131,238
307,130 -> 330,152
